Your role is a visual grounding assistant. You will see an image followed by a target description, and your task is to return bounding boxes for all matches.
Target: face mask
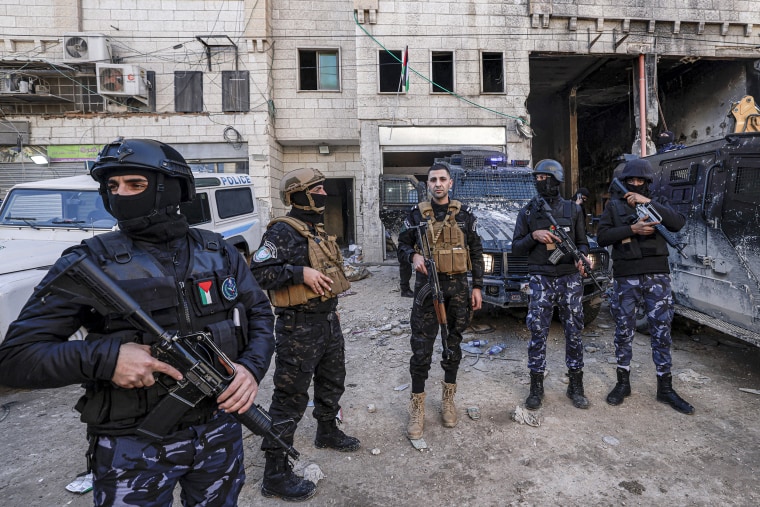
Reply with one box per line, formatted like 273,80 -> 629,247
625,181 -> 650,197
536,179 -> 559,198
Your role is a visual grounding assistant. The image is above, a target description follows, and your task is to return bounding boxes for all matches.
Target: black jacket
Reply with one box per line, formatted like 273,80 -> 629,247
597,194 -> 685,277
0,229 -> 274,435
512,195 -> 589,276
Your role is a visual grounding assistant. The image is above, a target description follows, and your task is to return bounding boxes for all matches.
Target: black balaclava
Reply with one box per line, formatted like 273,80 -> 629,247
104,168 -> 188,242
536,175 -> 561,199
624,178 -> 651,198
289,184 -> 327,224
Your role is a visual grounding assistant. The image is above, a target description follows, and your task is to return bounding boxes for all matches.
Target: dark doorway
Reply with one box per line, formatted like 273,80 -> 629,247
323,178 -> 354,248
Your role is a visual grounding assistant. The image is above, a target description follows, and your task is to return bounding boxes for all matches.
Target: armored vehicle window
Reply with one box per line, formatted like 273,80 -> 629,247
180,192 -> 212,226
215,187 -> 254,219
452,169 -> 535,203
735,166 -> 760,197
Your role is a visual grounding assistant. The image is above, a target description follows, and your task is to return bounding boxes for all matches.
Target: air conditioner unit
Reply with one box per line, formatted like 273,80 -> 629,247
63,33 -> 111,63
96,64 -> 149,97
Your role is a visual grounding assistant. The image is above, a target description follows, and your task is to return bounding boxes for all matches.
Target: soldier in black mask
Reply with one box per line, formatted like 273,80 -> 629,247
0,138 -> 276,506
512,159 -> 590,411
251,168 -> 360,502
597,158 -> 693,414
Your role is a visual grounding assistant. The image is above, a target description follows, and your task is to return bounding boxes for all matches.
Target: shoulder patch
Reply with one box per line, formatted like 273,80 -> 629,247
253,240 -> 278,263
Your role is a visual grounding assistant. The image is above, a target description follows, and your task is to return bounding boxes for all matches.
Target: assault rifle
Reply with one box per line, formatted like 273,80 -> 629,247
413,222 -> 452,360
611,178 -> 688,259
40,252 -> 300,460
537,197 -> 604,292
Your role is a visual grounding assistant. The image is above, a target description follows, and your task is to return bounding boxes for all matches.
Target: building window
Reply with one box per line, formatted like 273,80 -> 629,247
431,51 -> 454,93
482,52 -> 504,93
378,50 -> 403,93
175,71 -> 203,112
299,50 -> 339,91
222,71 -> 249,112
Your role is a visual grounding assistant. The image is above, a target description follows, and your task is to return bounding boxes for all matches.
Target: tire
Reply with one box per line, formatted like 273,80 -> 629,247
582,300 -> 601,325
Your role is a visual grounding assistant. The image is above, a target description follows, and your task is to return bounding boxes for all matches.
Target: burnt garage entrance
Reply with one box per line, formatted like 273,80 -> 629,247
527,54 -> 760,218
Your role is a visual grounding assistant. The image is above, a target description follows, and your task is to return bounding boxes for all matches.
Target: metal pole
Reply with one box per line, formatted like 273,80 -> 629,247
639,54 -> 647,157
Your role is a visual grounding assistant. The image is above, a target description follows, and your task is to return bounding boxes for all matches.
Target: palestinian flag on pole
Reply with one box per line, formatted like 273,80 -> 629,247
401,45 -> 409,92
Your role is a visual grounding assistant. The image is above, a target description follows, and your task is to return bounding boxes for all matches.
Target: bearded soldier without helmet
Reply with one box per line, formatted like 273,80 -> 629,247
251,168 -> 359,502
397,163 -> 484,440
0,138 -> 276,506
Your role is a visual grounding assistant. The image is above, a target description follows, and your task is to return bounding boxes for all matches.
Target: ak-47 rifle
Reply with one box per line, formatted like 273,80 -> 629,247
537,197 -> 604,292
39,252 -> 300,460
611,178 -> 688,259
413,222 -> 452,360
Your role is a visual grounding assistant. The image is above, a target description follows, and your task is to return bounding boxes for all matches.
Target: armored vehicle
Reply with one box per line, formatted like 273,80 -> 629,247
381,150 -> 611,323
614,132 -> 760,346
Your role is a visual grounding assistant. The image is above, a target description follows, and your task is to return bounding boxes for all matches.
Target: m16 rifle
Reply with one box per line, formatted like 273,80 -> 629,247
39,252 -> 300,460
537,197 -> 604,292
413,222 -> 452,360
611,177 -> 687,259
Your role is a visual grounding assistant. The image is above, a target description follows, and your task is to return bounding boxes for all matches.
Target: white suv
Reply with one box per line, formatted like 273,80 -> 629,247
0,172 -> 261,341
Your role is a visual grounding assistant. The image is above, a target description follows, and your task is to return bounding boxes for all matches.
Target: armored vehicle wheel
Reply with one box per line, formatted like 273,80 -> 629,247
582,300 -> 601,325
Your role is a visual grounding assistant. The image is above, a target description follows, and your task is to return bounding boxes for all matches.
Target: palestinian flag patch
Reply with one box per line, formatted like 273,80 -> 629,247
198,280 -> 214,305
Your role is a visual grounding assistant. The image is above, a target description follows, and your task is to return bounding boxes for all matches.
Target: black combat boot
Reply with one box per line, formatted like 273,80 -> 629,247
525,371 -> 544,410
400,285 -> 414,298
261,451 -> 317,501
656,373 -> 695,415
606,367 -> 632,406
566,369 -> 590,409
314,419 -> 361,451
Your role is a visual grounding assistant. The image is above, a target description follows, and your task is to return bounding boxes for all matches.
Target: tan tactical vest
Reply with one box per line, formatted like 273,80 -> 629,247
418,200 -> 471,275
266,216 -> 351,307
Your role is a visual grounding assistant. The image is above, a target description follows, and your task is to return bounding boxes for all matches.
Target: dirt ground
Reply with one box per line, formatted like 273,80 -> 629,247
1,263 -> 759,507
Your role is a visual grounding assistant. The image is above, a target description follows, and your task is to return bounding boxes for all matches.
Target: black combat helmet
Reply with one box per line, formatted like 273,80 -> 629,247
90,138 -> 195,207
532,159 -> 565,183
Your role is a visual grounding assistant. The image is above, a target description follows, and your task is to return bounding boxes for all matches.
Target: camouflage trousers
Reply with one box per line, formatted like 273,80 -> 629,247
610,274 -> 674,374
409,273 -> 471,381
526,273 -> 584,373
262,309 -> 346,451
92,414 -> 244,507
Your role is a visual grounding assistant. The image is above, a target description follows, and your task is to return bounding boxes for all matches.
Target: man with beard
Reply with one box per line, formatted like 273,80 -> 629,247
512,159 -> 590,411
397,163 -> 483,440
0,138 -> 275,506
597,159 -> 693,414
251,168 -> 360,502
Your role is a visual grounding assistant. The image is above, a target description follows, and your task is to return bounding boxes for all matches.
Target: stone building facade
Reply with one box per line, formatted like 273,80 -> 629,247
2,0 -> 759,261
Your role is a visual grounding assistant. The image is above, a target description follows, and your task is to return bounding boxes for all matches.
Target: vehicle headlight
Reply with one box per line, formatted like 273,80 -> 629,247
586,252 -> 603,271
483,253 -> 494,275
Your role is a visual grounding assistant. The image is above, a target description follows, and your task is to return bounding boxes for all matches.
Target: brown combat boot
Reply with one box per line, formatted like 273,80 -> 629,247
441,381 -> 458,428
407,392 -> 426,439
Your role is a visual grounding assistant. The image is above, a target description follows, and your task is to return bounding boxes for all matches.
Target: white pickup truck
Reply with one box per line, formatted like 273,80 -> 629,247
0,172 -> 262,341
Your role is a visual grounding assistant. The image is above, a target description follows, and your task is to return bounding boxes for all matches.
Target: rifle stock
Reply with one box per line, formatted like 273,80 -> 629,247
611,178 -> 688,259
39,251 -> 300,459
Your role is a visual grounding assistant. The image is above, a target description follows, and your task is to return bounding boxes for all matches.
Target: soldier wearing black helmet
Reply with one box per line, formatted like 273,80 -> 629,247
597,158 -> 694,415
512,159 -> 591,411
0,138 -> 276,505
251,167 -> 359,502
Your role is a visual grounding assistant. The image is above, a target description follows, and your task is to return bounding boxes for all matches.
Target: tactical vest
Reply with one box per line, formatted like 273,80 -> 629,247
266,216 -> 351,307
74,229 -> 247,435
527,197 -> 575,266
418,200 -> 471,275
610,198 -> 670,259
